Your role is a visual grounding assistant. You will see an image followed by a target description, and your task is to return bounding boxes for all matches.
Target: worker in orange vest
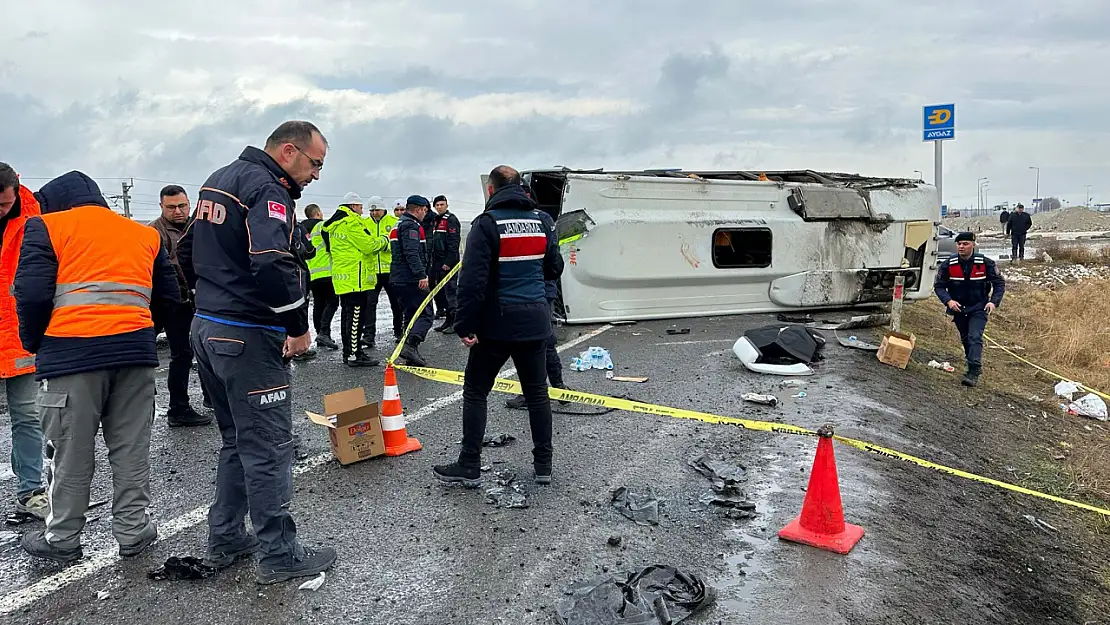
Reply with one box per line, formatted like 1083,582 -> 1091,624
0,163 -> 48,521
13,171 -> 180,563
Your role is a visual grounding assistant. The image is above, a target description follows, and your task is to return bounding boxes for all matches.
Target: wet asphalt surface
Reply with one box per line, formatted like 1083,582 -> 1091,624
0,308 -> 978,624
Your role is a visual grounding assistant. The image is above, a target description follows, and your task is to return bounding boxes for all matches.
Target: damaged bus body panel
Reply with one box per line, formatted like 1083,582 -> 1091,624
513,168 -> 940,325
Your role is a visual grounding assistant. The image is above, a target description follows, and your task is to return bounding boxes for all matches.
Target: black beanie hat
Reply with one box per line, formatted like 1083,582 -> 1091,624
954,231 -> 975,243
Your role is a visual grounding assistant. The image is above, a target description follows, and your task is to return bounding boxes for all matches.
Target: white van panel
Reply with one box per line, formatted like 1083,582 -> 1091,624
555,173 -> 938,324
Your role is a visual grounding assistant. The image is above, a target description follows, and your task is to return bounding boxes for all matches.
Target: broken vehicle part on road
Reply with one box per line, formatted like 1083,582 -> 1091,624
147,557 -> 217,581
731,325 -> 825,376
506,168 -> 939,324
555,565 -> 717,625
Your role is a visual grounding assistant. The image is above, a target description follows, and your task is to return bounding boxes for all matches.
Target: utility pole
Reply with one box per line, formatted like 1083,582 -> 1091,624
121,179 -> 133,219
977,177 -> 988,213
1029,166 -> 1039,204
1087,185 -> 1092,208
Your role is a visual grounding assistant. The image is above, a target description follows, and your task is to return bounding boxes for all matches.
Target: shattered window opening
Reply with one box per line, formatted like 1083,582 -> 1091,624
712,228 -> 772,269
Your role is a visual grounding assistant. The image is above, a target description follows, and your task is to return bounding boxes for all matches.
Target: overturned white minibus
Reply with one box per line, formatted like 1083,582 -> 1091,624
483,168 -> 940,325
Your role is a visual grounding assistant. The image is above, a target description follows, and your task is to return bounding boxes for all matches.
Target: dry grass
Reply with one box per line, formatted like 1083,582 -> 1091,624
1037,240 -> 1110,265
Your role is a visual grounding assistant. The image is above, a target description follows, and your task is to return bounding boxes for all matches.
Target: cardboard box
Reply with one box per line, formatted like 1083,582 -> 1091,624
306,388 -> 385,465
876,331 -> 916,369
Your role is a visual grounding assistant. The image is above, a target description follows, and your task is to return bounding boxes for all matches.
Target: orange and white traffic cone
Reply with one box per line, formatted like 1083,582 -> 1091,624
381,363 -> 422,457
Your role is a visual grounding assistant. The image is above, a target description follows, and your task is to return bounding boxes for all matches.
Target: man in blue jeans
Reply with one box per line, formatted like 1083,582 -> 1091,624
0,163 -> 47,520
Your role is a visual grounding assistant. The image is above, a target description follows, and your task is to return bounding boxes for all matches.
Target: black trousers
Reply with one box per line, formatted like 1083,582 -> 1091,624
157,302 -> 207,414
364,273 -> 404,343
395,283 -> 434,344
430,263 -> 458,317
1011,232 -> 1028,260
459,339 -> 552,469
339,291 -> 370,358
309,278 -> 339,336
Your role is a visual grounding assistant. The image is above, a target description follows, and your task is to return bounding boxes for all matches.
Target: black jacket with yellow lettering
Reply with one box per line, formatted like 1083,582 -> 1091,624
178,147 -> 309,336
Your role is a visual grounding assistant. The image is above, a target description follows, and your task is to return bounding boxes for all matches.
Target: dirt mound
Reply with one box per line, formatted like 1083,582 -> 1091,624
944,207 -> 1110,233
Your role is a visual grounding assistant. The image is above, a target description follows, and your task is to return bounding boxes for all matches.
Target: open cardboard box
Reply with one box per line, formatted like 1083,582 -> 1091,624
876,330 -> 916,370
305,387 -> 385,465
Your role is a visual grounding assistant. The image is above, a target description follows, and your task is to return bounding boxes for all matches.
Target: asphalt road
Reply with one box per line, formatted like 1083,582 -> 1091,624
0,307 -> 1083,624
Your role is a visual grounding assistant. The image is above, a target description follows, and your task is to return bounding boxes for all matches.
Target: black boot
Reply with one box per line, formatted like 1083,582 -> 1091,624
962,366 -> 980,387
399,339 -> 427,367
168,406 -> 214,427
432,462 -> 482,488
434,313 -> 455,333
316,334 -> 338,350
346,351 -> 379,367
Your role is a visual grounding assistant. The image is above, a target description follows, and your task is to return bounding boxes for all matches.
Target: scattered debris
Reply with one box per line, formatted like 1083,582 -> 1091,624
927,360 -> 956,373
97,590 -> 110,601
666,328 -> 691,335
555,565 -> 716,625
1055,381 -> 1081,400
688,454 -> 747,489
485,470 -> 529,509
1067,394 -> 1108,421
611,486 -> 661,526
732,325 -> 826,376
835,331 -> 880,351
792,392 -> 807,398
1023,514 -> 1059,534
611,321 -> 637,326
698,491 -> 757,518
298,572 -> 326,591
571,346 -> 614,371
609,375 -> 648,383
741,393 -> 778,407
5,511 -> 36,526
482,433 -> 516,447
777,313 -> 815,324
148,556 -> 218,581
607,535 -> 622,547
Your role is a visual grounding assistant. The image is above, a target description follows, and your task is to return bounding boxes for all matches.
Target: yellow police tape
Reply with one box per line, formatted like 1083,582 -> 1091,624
385,248 -> 1110,517
984,333 -> 1110,402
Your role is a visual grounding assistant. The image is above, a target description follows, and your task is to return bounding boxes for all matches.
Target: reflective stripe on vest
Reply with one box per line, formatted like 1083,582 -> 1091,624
54,281 -> 153,308
946,256 -> 987,282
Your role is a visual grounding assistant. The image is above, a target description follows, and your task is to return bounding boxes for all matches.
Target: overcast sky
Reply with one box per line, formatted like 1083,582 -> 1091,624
3,0 -> 1108,221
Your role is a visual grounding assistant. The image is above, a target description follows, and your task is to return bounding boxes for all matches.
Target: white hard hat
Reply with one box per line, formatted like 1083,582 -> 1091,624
341,192 -> 363,207
367,195 -> 384,209
393,199 -> 405,208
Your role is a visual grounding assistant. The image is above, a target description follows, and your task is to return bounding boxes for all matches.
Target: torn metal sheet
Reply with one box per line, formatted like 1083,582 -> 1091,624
555,565 -> 716,625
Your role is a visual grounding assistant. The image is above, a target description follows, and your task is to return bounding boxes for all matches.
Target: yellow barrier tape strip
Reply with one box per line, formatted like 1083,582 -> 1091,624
984,333 -> 1110,402
390,363 -> 1110,517
388,262 -> 461,364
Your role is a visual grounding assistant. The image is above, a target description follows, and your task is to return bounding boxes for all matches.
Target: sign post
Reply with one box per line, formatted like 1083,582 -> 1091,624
923,103 -> 955,216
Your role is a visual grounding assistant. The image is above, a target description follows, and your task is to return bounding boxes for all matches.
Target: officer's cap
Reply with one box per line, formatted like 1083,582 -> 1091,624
406,195 -> 430,208
955,231 -> 976,243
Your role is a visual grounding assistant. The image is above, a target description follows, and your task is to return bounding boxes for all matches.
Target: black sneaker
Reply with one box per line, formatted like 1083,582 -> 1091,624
204,534 -> 260,569
256,546 -> 337,585
961,373 -> 980,387
21,530 -> 82,563
534,465 -> 552,485
433,463 -> 482,488
316,335 -> 339,350
434,316 -> 455,333
168,407 -> 214,427
120,523 -> 158,557
293,348 -> 318,362
399,343 -> 427,367
345,352 -> 379,367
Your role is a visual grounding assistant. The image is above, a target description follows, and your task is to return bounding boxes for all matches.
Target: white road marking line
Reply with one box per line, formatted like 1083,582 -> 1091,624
0,323 -> 613,616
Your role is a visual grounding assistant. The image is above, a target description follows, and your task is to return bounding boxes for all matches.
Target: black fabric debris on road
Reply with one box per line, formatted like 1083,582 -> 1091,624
687,454 -> 746,490
689,454 -> 757,519
482,433 -> 516,447
555,565 -> 716,625
148,556 -> 217,581
611,486 -> 661,526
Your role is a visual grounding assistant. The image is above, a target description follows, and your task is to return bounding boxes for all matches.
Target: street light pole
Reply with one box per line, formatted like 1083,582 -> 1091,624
977,177 -> 988,213
1087,185 -> 1092,207
1029,166 -> 1040,203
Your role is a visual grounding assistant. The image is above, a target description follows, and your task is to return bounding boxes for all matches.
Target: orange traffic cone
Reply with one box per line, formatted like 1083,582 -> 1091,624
381,364 -> 422,457
778,425 -> 864,555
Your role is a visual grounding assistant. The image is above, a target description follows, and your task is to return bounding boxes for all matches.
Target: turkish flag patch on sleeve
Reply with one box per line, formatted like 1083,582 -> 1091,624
267,201 -> 287,221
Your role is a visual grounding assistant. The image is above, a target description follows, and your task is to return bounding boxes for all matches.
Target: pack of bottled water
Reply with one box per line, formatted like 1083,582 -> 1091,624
570,346 -> 613,371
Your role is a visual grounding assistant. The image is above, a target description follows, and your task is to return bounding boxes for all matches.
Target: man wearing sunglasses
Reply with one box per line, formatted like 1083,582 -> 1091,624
177,120 -> 335,585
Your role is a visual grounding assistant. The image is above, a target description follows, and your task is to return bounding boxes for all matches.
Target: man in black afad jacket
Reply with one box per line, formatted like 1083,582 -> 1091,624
433,166 -> 564,488
1005,203 -> 1033,262
933,231 -> 1006,387
177,120 -> 336,585
429,195 -> 462,334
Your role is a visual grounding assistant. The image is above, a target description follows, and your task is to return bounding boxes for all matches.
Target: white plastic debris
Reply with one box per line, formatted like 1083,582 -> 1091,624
570,346 -> 614,371
741,393 -> 778,407
298,572 -> 326,591
927,360 -> 955,373
1068,393 -> 1108,421
97,590 -> 110,601
731,337 -> 813,376
1054,380 -> 1081,400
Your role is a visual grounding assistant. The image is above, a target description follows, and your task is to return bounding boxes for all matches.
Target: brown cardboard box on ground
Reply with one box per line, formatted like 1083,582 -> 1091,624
305,387 -> 386,465
876,331 -> 916,369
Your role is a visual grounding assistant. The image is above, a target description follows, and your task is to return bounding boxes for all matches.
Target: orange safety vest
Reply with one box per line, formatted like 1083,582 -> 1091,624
0,186 -> 41,378
40,205 -> 161,339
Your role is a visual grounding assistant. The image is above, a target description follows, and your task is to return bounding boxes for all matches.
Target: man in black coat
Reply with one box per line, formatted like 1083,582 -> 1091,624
1005,203 -> 1033,262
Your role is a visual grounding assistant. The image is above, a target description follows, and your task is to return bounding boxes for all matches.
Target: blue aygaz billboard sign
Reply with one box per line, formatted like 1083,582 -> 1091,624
923,104 -> 955,141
